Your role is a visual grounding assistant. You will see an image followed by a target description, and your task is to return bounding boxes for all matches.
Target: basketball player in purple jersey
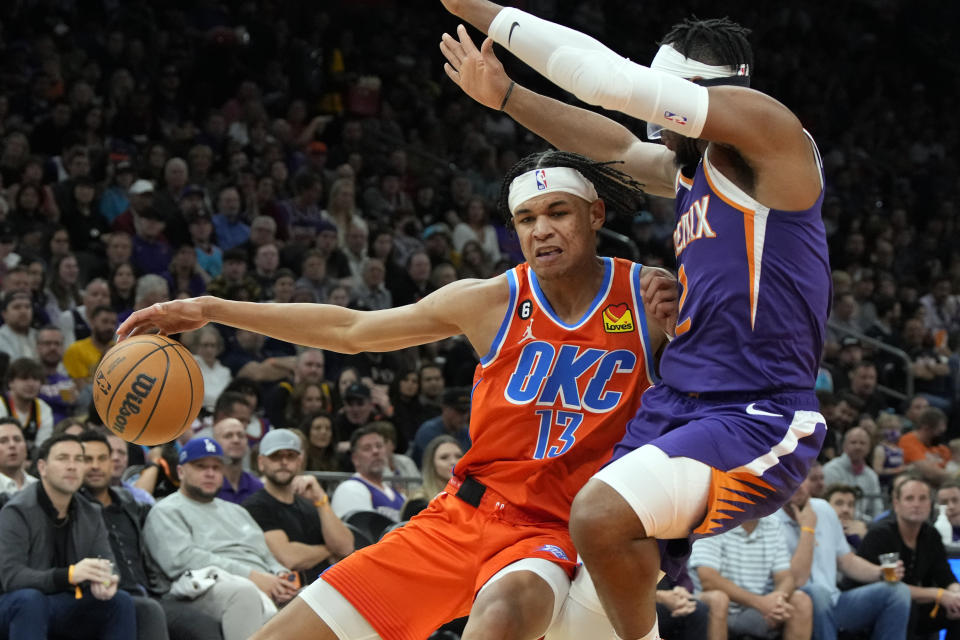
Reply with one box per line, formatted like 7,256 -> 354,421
440,2 -> 830,638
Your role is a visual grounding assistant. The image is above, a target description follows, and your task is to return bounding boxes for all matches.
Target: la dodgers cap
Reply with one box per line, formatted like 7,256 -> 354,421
178,437 -> 223,464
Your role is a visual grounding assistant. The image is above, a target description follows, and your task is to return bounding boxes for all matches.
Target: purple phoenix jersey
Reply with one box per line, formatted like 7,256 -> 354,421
662,133 -> 831,393
609,133 -> 830,573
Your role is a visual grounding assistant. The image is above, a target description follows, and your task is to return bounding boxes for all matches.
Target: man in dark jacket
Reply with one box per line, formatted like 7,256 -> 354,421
80,429 -> 224,640
0,433 -> 136,639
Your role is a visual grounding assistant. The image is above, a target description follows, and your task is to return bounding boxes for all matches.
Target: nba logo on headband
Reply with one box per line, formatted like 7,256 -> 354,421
536,170 -> 547,191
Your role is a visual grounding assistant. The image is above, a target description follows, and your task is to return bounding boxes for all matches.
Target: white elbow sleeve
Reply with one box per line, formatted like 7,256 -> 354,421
489,7 -> 710,138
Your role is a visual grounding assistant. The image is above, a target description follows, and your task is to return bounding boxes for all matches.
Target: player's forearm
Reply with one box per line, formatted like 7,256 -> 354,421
201,297 -> 414,354
487,7 -> 708,140
442,0 -> 503,33
507,85 -> 637,163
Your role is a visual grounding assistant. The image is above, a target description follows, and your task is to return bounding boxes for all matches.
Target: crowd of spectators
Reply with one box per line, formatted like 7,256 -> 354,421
0,0 -> 958,637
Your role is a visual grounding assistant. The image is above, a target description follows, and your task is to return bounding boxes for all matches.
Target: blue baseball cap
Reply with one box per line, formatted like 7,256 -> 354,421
178,438 -> 223,465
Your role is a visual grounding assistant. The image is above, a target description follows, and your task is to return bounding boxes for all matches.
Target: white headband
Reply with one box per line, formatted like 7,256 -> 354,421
649,43 -> 749,80
508,167 -> 598,214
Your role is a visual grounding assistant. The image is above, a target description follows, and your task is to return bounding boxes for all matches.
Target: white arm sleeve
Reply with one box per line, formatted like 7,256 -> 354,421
489,7 -> 709,138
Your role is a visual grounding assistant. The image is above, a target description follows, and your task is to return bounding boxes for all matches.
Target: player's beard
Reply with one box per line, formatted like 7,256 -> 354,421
673,137 -> 703,170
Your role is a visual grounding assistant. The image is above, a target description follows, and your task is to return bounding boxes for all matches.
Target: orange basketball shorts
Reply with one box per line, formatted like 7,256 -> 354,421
320,488 -> 577,640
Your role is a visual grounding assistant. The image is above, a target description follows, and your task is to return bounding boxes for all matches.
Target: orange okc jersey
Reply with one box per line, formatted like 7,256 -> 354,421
459,256 -> 657,523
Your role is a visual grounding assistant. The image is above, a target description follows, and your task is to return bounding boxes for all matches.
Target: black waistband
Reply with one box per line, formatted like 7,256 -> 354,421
455,476 -> 487,508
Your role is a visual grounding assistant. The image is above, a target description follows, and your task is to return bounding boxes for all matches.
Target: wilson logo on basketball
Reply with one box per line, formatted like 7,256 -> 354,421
602,303 -> 634,333
113,373 -> 157,434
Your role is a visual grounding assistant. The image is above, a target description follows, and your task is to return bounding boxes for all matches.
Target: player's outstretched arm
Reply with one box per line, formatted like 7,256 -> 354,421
116,276 -> 508,356
446,2 -> 820,210
440,25 -> 677,197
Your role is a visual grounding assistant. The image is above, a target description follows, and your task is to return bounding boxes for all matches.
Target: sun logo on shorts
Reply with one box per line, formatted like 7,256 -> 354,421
537,545 -> 569,561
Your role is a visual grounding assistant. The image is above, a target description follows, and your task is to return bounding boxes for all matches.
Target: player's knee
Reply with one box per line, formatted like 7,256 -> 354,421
569,480 -> 646,554
465,598 -> 532,640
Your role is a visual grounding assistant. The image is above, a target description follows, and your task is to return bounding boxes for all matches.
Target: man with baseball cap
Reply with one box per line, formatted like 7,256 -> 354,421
143,437 -> 295,640
111,179 -> 155,236
243,429 -> 354,584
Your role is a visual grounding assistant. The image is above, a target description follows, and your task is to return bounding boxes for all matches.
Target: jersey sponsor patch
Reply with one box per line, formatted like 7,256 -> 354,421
602,303 -> 635,333
538,544 -> 569,561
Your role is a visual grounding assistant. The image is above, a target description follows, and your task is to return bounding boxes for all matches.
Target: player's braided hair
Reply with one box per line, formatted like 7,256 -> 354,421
660,17 -> 753,73
497,150 -> 646,226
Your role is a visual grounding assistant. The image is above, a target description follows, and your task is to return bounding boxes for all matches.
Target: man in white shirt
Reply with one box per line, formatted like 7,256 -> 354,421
0,292 -> 38,361
331,426 -> 405,522
0,419 -> 37,495
0,357 -> 55,446
690,518 -> 810,639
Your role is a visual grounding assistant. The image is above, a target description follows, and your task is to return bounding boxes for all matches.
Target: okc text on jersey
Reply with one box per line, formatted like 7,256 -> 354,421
503,342 -> 636,413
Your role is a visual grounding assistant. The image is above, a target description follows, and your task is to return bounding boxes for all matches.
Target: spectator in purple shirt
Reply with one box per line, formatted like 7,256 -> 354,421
35,325 -> 80,424
213,417 -> 263,505
131,206 -> 172,276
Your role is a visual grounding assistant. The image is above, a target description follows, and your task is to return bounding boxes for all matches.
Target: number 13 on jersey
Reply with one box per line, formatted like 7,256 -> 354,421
533,409 -> 583,459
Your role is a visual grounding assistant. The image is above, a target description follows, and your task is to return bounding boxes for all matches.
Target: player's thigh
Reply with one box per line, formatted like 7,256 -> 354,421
587,444 -> 711,539
252,596 -> 348,640
308,498 -> 482,639
467,558 -> 570,638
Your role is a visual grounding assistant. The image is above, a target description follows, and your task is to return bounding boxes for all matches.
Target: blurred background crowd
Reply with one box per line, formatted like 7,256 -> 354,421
0,0 -> 958,638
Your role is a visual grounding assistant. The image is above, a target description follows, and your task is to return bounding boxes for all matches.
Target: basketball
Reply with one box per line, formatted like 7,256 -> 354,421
92,334 -> 204,446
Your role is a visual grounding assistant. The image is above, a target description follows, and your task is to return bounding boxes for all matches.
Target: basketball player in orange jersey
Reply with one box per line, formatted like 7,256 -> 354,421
117,150 -> 678,640
439,2 -> 831,639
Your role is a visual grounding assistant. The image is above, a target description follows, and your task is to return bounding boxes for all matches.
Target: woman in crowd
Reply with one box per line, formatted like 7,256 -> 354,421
109,262 -> 136,315
190,325 -> 232,414
299,411 -> 340,473
451,195 -> 501,263
388,367 -> 426,455
323,178 -> 365,246
44,252 -> 82,320
286,380 -> 332,430
401,435 -> 464,520
457,239 -> 493,280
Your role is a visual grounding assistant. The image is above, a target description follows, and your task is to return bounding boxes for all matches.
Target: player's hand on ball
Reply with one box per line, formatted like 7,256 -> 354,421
441,25 -> 513,111
117,297 -> 210,341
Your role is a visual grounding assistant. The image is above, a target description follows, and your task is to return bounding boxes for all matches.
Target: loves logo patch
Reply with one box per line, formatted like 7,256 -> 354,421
602,303 -> 634,333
